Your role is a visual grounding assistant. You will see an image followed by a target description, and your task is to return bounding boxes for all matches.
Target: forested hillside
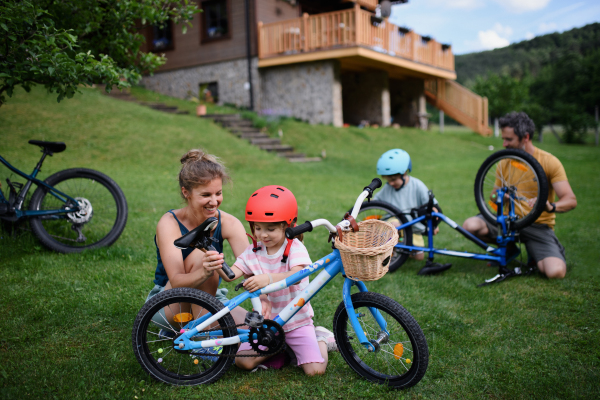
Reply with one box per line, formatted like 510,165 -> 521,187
454,23 -> 600,144
455,23 -> 600,85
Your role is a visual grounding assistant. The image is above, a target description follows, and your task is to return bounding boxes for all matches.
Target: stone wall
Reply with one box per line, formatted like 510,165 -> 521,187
341,71 -> 391,126
141,57 -> 260,109
259,60 -> 343,126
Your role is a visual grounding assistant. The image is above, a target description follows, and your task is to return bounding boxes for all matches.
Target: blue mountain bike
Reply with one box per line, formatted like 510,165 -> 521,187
0,140 -> 128,253
132,179 -> 429,389
355,149 -> 549,286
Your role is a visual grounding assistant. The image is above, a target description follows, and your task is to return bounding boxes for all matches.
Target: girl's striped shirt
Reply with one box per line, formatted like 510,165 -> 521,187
234,239 -> 314,332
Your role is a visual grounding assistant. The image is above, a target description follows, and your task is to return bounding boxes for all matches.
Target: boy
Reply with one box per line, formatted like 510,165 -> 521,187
374,149 -> 451,275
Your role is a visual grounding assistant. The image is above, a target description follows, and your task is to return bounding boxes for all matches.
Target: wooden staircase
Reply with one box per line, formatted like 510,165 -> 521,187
425,79 -> 491,136
202,114 -> 321,163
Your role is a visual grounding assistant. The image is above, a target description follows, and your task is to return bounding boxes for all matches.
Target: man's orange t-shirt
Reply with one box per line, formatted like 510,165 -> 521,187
496,147 -> 567,228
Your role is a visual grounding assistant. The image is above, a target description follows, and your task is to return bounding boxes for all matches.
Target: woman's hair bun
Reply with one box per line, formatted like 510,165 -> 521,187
180,149 -> 204,164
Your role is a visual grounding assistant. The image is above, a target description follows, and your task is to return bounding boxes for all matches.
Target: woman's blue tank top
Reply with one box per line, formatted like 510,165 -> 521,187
153,210 -> 223,286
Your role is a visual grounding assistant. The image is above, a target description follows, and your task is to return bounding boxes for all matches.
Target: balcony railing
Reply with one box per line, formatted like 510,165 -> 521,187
257,7 -> 454,72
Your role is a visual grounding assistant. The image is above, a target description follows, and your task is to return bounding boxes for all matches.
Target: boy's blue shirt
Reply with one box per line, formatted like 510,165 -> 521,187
373,176 -> 438,234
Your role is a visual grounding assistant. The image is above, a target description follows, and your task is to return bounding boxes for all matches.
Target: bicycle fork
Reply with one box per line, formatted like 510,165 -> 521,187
342,278 -> 388,353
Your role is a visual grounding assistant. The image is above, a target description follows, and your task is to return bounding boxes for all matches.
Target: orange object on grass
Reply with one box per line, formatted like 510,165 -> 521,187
393,343 -> 404,359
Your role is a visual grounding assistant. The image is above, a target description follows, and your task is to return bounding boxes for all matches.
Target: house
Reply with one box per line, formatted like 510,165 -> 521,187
141,0 -> 490,135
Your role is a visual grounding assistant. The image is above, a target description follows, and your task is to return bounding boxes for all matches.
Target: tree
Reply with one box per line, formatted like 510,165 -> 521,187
0,0 -> 199,107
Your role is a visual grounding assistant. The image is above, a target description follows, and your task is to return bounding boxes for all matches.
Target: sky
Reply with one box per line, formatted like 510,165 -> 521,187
389,0 -> 600,55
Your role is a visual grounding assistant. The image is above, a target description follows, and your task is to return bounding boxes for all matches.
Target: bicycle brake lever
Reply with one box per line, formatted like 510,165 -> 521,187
235,279 -> 247,291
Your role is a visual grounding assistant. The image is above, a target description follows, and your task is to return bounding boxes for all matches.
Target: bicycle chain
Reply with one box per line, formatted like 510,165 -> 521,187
188,322 -> 285,358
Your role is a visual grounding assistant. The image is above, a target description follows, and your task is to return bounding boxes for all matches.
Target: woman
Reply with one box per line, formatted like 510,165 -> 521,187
147,149 -> 255,322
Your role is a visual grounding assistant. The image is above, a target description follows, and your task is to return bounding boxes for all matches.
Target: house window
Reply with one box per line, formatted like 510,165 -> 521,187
151,21 -> 174,51
200,82 -> 219,103
202,0 -> 230,43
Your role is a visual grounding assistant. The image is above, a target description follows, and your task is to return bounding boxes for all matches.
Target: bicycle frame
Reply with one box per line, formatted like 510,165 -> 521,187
394,187 -> 521,267
0,154 -> 81,219
171,249 -> 386,354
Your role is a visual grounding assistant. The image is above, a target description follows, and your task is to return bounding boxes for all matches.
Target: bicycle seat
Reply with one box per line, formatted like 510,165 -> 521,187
173,217 -> 218,250
28,140 -> 66,154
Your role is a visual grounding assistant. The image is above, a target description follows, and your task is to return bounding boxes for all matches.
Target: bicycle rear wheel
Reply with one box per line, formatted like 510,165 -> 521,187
28,168 -> 127,253
474,149 -> 548,231
132,287 -> 237,385
333,292 -> 428,389
354,201 -> 413,272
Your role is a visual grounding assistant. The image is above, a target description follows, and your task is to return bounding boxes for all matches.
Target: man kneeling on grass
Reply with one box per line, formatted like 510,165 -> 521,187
462,112 -> 577,279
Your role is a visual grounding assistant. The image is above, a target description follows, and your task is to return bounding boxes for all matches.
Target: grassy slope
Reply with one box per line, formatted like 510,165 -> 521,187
0,86 -> 599,399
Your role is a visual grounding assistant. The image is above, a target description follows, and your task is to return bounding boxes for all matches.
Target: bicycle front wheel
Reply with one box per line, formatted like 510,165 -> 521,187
132,287 -> 237,386
474,149 -> 548,231
333,292 -> 428,389
28,168 -> 128,253
354,201 -> 413,272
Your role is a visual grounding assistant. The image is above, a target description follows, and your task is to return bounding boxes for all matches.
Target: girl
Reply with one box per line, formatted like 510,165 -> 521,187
216,185 -> 334,375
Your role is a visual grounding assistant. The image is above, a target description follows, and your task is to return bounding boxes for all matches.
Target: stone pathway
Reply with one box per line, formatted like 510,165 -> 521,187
203,114 -> 321,163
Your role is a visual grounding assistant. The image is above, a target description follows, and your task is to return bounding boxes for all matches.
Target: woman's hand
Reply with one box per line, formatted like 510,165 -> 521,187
203,250 -> 225,276
259,295 -> 272,319
243,274 -> 270,292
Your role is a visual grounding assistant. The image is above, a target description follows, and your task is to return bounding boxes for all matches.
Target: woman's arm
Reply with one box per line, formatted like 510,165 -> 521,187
156,213 -> 220,289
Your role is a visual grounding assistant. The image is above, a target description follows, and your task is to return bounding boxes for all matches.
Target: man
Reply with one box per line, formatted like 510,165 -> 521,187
463,112 -> 577,279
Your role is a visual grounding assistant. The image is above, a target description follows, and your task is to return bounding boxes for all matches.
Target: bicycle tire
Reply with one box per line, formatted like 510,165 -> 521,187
353,201 -> 413,272
132,287 -> 237,386
474,149 -> 548,231
333,292 -> 428,389
28,168 -> 128,253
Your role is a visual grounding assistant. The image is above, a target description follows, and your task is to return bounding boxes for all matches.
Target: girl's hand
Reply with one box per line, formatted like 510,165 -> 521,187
259,295 -> 272,319
243,274 -> 270,292
203,251 -> 225,273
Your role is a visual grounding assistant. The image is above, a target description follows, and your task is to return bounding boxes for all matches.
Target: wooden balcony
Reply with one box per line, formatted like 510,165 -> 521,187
257,6 -> 455,79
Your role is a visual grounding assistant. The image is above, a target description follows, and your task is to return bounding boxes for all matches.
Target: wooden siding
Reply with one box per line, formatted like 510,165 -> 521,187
256,0 -> 300,25
142,0 -> 258,72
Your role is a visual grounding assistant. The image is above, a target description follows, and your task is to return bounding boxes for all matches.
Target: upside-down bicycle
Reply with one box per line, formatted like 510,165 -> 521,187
355,149 -> 549,286
132,179 -> 429,389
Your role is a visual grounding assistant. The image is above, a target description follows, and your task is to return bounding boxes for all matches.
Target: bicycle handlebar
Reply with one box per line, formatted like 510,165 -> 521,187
207,244 -> 236,279
364,178 -> 382,193
285,221 -> 313,239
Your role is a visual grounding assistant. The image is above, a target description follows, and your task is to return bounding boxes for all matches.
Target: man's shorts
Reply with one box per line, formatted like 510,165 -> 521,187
476,214 -> 566,263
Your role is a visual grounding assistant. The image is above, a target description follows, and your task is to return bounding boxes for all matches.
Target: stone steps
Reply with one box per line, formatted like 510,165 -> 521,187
250,138 -> 281,145
203,114 -> 320,162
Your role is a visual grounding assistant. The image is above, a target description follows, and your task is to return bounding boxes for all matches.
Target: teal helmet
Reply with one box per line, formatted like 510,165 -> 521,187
376,149 -> 412,176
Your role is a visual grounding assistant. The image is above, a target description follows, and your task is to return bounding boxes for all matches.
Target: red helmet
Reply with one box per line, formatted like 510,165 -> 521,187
245,185 -> 297,225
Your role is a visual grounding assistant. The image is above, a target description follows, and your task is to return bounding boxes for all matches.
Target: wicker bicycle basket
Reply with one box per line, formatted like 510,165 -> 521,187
334,219 -> 399,281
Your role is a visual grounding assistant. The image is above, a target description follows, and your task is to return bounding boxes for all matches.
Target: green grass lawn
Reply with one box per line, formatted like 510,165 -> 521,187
1,86 -> 599,399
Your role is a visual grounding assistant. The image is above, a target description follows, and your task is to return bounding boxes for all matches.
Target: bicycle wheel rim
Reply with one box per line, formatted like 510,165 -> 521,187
37,177 -> 118,248
136,294 -> 232,383
477,154 -> 543,227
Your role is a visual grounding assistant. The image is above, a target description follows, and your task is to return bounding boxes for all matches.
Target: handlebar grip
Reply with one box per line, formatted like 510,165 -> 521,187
285,221 -> 313,239
207,245 -> 235,279
364,178 -> 382,193
221,260 -> 236,280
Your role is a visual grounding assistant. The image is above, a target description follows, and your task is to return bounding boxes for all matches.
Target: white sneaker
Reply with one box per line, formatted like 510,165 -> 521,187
315,326 -> 338,352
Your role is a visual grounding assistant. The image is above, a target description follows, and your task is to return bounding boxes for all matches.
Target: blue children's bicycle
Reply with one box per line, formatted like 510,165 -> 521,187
355,149 -> 549,286
132,179 -> 429,389
0,140 -> 128,253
